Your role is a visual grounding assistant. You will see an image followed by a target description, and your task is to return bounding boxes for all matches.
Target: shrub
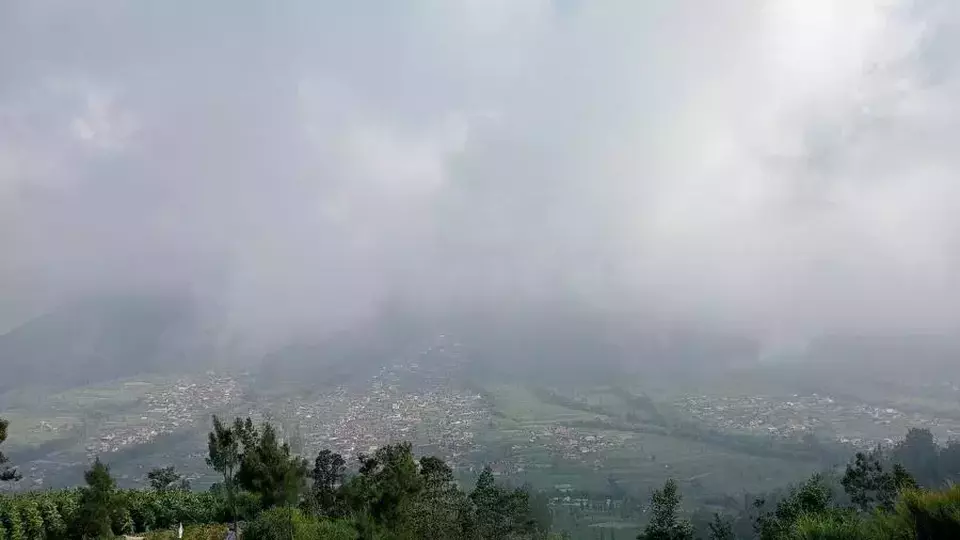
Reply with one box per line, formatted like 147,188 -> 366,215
899,484 -> 960,540
243,507 -> 357,540
0,499 -> 25,540
18,500 -> 43,540
787,510 -> 867,540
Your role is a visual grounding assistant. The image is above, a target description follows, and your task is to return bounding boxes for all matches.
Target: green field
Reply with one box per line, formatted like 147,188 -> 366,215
475,382 -> 819,500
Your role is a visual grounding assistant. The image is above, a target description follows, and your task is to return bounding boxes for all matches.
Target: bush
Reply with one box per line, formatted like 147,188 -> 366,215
19,500 -> 44,540
122,489 -> 220,532
243,507 -> 357,540
787,511 -> 867,540
899,485 -> 960,539
860,509 -> 912,540
0,498 -> 26,540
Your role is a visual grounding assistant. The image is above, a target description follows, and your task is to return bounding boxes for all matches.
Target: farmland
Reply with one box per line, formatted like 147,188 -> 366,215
4,333 -> 960,538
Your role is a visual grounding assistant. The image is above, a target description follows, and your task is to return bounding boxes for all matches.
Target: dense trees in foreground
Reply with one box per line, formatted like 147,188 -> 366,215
1,415 -> 555,539
648,428 -> 960,539
3,415 -> 960,539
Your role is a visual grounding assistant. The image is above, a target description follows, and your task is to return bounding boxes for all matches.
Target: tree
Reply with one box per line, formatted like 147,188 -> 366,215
206,415 -> 242,524
939,440 -> 960,483
893,428 -> 940,487
77,457 -> 116,539
0,418 -> 21,482
470,466 -> 540,540
706,513 -> 734,540
843,451 -> 888,511
311,449 -> 346,517
753,474 -> 833,540
349,442 -> 423,533
637,479 -> 694,540
235,422 -> 307,509
147,465 -> 190,492
411,455 -> 469,539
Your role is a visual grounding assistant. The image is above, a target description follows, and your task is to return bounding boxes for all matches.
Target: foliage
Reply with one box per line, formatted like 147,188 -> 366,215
469,465 -> 543,540
310,450 -> 346,518
892,428 -> 940,488
707,512 -> 734,540
754,474 -> 834,540
7,420 -> 960,539
243,507 -> 357,540
899,484 -> 960,540
636,479 -> 693,540
77,457 -> 116,539
0,488 -> 234,539
148,466 -> 191,492
121,489 -> 221,531
841,450 -> 915,512
235,422 -> 307,510
785,510 -> 868,540
206,415 -> 242,524
208,416 -> 307,516
0,418 -> 21,483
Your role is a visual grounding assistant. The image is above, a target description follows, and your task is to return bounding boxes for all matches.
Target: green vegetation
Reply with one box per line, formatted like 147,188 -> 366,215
1,417 -> 21,482
147,466 -> 191,492
637,479 -> 693,540
4,410 -> 960,539
0,416 -> 554,539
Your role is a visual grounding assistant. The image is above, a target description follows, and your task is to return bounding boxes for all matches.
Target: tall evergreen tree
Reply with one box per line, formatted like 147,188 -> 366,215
706,513 -> 734,540
893,428 -> 940,487
470,466 -> 539,539
0,418 -> 21,482
410,455 -> 468,540
236,422 -> 308,509
637,479 -> 693,540
311,449 -> 346,517
206,415 -> 242,524
353,442 -> 423,533
77,457 -> 116,539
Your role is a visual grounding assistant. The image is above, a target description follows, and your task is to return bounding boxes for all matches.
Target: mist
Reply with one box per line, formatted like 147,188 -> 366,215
3,0 -> 960,351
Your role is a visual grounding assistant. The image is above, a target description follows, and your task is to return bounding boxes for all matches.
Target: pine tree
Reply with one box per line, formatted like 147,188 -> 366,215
206,415 -> 241,525
707,513 -> 734,540
0,418 -> 21,482
637,479 -> 694,540
311,449 -> 346,517
235,422 -> 307,509
78,457 -> 116,539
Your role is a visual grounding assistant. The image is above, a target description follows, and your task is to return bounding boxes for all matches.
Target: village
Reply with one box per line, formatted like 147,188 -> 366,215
12,342 -> 960,492
83,374 -> 242,456
673,392 -> 960,449
259,338 -> 491,470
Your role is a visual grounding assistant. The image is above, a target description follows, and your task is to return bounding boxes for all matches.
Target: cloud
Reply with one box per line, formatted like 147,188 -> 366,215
1,0 -> 959,343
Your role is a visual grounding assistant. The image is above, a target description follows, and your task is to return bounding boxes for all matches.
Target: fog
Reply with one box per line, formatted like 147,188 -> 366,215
3,0 -> 960,350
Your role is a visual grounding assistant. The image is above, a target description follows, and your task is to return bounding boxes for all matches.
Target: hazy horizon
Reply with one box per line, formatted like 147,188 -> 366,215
4,0 -> 960,352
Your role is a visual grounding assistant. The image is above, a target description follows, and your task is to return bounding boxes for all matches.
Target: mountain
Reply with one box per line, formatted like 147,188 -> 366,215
257,302 -> 760,388
0,293 -> 209,392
